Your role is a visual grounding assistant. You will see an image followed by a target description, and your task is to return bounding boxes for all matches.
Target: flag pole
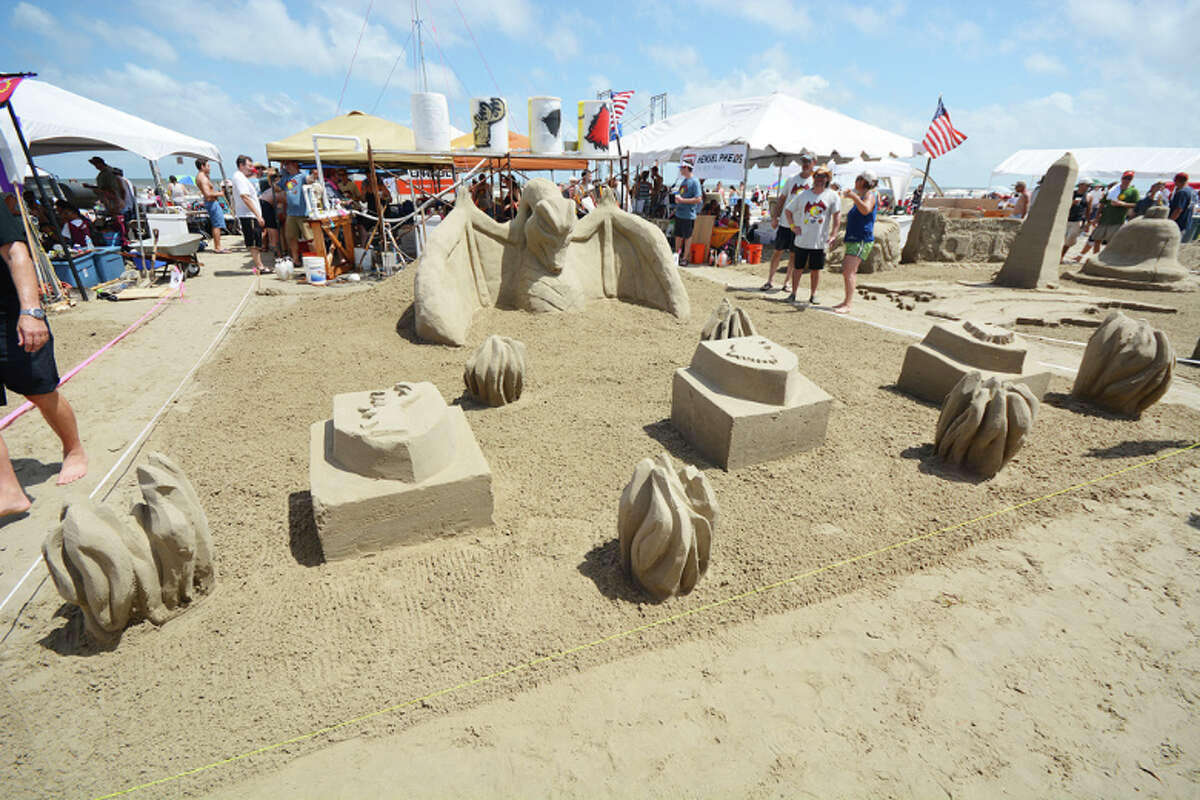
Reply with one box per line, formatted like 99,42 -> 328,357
914,155 -> 932,210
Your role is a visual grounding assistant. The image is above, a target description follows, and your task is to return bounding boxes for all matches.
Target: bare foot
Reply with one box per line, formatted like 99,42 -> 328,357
0,492 -> 32,517
57,449 -> 88,486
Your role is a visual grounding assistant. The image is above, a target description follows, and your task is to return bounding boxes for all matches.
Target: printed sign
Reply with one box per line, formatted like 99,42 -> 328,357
679,144 -> 748,181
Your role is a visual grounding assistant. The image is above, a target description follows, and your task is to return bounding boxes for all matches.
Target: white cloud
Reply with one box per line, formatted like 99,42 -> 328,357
694,0 -> 813,31
88,20 -> 178,64
10,1 -> 54,35
1024,53 -> 1065,74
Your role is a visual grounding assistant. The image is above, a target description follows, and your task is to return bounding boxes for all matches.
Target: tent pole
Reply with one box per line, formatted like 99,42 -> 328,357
914,156 -> 932,210
148,159 -> 165,207
4,101 -> 87,299
732,143 -> 749,264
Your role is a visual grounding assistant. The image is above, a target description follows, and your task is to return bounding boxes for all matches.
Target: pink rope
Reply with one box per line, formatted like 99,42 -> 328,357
0,289 -> 179,430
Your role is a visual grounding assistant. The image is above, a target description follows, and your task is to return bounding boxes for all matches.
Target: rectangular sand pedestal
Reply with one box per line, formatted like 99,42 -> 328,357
897,344 -> 1051,405
309,407 -> 493,561
671,367 -> 832,470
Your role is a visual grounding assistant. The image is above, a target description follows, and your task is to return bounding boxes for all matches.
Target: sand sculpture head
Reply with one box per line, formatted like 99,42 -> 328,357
331,381 -> 456,482
618,452 -> 718,600
700,298 -> 757,341
517,179 -> 576,275
935,372 -> 1038,479
1071,312 -> 1174,416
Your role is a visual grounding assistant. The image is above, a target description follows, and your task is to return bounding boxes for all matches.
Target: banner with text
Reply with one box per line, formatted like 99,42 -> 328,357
680,144 -> 748,182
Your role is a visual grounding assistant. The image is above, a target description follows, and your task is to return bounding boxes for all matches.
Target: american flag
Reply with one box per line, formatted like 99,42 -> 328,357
610,90 -> 634,139
921,98 -> 967,158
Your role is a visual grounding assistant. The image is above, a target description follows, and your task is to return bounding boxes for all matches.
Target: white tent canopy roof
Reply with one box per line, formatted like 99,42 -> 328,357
1,79 -> 222,163
619,92 -> 918,167
992,147 -> 1200,183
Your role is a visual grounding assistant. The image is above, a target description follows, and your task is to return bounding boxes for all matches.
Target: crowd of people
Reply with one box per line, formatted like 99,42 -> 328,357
1069,170 -> 1196,261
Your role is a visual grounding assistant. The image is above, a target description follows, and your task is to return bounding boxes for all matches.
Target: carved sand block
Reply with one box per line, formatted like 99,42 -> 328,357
41,452 -> 213,643
1069,207 -> 1197,292
1071,311 -> 1174,416
309,381 -> 493,561
618,452 -> 718,600
995,152 -> 1077,288
897,319 -> 1051,405
671,336 -> 833,470
935,372 -> 1038,478
700,298 -> 757,341
464,334 -> 526,406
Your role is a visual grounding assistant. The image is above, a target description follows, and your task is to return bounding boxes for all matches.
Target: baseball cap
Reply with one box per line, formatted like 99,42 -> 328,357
859,169 -> 878,184
1121,170 -> 1135,179
1175,172 -> 1189,183
799,153 -> 813,162
679,160 -> 693,171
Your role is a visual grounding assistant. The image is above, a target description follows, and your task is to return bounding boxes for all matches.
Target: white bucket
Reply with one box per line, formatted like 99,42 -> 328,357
469,96 -> 509,150
577,100 -> 612,155
354,248 -> 372,270
303,255 -> 326,284
528,96 -> 563,154
380,251 -> 399,276
412,92 -> 451,151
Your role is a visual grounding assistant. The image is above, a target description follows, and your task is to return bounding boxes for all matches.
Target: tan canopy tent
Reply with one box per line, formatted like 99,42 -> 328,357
265,111 -> 451,166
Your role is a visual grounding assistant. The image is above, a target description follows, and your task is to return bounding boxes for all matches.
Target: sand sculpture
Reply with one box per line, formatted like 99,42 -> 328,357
897,319 -> 1051,405
464,334 -> 527,406
900,209 -> 1020,264
934,372 -> 1038,479
309,381 -> 493,560
995,153 -> 1077,288
414,179 -> 690,346
1071,312 -> 1175,416
618,451 -> 717,600
1067,207 -> 1197,291
700,298 -> 757,340
41,453 -> 214,642
672,336 -> 832,470
830,216 -> 901,273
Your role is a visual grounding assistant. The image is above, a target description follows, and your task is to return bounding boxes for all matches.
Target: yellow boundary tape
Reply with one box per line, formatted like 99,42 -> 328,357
93,440 -> 1199,800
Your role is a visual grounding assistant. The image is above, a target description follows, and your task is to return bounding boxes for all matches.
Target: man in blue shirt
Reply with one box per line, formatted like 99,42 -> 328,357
279,160 -> 312,263
672,161 -> 703,265
1168,172 -> 1196,243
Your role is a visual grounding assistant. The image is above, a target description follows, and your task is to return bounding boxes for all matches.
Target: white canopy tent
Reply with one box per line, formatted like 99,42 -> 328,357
991,147 -> 1200,183
0,79 -> 221,166
619,93 -> 918,167
833,158 -> 915,201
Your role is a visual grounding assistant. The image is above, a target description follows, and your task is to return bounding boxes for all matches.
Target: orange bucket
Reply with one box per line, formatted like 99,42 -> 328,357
689,243 -> 709,264
742,243 -> 763,264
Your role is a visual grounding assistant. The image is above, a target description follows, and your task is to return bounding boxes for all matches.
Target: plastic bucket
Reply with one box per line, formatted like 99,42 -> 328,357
303,255 -> 326,284
741,243 -> 763,264
689,243 -> 709,264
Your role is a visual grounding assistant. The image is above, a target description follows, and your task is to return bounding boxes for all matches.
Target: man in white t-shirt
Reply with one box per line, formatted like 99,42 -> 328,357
231,155 -> 265,272
761,153 -> 813,291
783,167 -> 840,304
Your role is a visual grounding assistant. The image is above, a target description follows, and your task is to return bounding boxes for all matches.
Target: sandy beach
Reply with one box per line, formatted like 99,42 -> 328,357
0,242 -> 1197,799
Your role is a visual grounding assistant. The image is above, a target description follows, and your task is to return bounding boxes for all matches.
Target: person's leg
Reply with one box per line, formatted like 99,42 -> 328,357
25,391 -> 87,485
0,434 -> 31,516
787,249 -> 805,299
286,217 -> 301,263
836,254 -> 860,310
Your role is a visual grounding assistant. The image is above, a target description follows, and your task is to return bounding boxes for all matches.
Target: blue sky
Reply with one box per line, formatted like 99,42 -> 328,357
6,0 -> 1197,188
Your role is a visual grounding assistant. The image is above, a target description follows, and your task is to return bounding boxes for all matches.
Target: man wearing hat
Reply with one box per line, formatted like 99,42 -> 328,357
1078,170 -> 1138,259
1061,178 -> 1091,262
83,156 -> 128,244
761,153 -> 813,291
1168,173 -> 1196,242
672,159 -> 702,266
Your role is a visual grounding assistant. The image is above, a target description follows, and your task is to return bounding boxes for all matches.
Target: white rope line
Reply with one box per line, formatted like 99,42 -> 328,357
0,278 -> 256,623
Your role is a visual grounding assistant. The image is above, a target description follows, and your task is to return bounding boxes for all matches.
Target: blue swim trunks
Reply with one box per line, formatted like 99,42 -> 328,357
205,199 -> 226,230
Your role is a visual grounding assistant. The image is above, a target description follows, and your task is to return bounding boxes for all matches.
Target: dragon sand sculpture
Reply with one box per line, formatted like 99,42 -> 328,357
414,179 -> 691,346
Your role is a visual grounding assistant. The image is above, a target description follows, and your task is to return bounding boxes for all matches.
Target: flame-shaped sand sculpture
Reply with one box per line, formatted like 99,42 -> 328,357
934,372 -> 1038,478
618,452 -> 718,600
42,453 -> 213,642
1071,312 -> 1174,416
700,298 -> 757,341
464,334 -> 527,406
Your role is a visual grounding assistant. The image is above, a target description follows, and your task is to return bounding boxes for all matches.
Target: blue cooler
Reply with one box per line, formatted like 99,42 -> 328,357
52,253 -> 100,289
129,253 -> 167,272
91,246 -> 126,282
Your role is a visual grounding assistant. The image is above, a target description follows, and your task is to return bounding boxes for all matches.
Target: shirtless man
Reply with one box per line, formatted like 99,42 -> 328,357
196,158 -> 228,253
0,202 -> 88,514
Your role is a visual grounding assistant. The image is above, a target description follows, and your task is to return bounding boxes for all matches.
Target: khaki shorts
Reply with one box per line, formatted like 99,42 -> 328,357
1089,222 -> 1121,244
1064,220 -> 1082,247
284,214 -> 311,244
